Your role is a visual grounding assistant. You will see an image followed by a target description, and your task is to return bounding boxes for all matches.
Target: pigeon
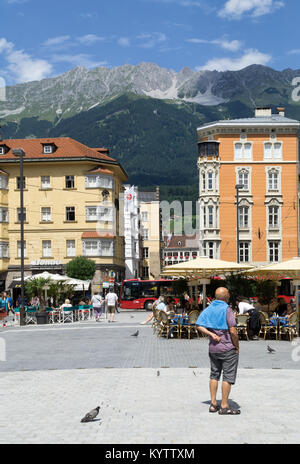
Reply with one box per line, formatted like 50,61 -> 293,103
267,345 -> 276,354
80,406 -> 100,423
157,370 -> 160,377
131,330 -> 139,337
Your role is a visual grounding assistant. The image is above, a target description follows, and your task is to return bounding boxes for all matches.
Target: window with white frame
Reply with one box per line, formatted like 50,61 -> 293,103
207,171 -> 213,190
66,240 -> 76,257
17,241 -> 26,258
85,175 -> 113,189
142,228 -> 149,240
239,242 -> 250,263
41,207 -> 51,222
99,206 -> 113,222
83,239 -> 100,256
0,176 -> 8,190
234,142 -> 252,160
82,239 -> 113,257
269,241 -> 280,262
101,240 -> 114,256
203,206 -> 207,227
42,240 -> 52,258
0,147 -> 5,155
239,206 -> 249,228
268,205 -> 279,228
267,170 -> 279,192
264,141 -> 282,159
238,170 -> 249,191
208,206 -> 214,227
141,211 -> 148,222
0,242 -> 9,258
0,208 -> 8,223
41,176 -> 50,189
86,206 -> 98,221
43,145 -> 53,154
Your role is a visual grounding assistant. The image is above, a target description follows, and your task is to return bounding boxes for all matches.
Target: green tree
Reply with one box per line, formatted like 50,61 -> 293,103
47,281 -> 76,306
65,256 -> 96,281
253,278 -> 277,306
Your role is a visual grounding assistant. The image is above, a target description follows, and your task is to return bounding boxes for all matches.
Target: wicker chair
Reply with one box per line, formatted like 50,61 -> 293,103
236,314 -> 250,340
152,308 -> 162,334
279,312 -> 299,341
258,311 -> 278,340
180,310 -> 200,340
157,310 -> 180,339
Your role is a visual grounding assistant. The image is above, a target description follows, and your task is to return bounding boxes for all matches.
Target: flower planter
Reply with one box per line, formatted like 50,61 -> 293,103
35,311 -> 48,325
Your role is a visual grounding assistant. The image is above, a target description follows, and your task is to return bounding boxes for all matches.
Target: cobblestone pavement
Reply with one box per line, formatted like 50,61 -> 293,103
0,311 -> 299,444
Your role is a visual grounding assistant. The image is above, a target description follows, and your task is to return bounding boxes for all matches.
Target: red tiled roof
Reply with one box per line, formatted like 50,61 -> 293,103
0,137 -> 116,162
86,167 -> 114,175
82,232 -> 114,239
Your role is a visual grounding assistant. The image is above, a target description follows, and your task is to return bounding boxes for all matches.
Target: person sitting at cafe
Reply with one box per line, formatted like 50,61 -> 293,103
283,302 -> 296,320
236,296 -> 260,340
277,297 -> 287,317
140,295 -> 165,325
59,299 -> 73,314
165,296 -> 176,316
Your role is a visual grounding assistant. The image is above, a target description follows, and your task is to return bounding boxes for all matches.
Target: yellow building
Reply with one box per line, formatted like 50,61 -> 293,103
0,137 -> 128,292
139,188 -> 164,279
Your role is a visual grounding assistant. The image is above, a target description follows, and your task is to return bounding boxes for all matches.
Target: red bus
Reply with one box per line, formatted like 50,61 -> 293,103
120,279 -> 181,310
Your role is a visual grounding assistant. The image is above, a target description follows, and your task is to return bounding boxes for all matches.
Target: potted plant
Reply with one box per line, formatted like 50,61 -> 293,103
25,277 -> 51,324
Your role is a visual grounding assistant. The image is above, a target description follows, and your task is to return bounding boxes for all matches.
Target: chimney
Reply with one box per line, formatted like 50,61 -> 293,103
255,107 -> 272,118
277,107 -> 285,117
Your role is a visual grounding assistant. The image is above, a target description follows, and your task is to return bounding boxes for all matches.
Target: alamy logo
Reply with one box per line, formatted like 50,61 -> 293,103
0,77 -> 6,102
291,77 -> 300,102
291,340 -> 300,362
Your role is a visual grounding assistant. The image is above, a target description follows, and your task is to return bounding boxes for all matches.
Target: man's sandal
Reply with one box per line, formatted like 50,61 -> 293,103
209,403 -> 220,413
218,407 -> 241,415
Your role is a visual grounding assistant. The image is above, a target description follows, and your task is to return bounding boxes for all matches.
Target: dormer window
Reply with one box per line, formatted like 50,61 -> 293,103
43,145 -> 53,154
0,147 -> 5,155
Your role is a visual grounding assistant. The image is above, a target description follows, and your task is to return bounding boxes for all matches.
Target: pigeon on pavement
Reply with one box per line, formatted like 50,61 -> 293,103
81,406 -> 100,422
131,330 -> 139,337
267,345 -> 276,353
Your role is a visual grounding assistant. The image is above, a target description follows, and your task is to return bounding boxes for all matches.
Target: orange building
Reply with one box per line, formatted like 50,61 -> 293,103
197,107 -> 300,265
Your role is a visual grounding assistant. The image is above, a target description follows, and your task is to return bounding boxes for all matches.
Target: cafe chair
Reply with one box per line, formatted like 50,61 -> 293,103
181,310 -> 200,339
152,308 -> 161,334
158,310 -> 180,339
279,312 -> 299,341
60,307 -> 74,323
236,314 -> 250,340
25,307 -> 37,325
258,311 -> 278,340
46,306 -> 60,324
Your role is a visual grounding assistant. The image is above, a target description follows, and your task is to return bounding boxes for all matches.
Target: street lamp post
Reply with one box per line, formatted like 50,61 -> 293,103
12,149 -> 25,326
235,184 -> 244,264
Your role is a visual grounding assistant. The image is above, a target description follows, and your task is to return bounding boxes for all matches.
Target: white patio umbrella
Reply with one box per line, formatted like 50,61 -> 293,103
244,257 -> 300,326
162,256 -> 253,306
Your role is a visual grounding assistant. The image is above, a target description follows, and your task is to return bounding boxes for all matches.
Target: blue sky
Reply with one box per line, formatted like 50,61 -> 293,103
0,0 -> 299,84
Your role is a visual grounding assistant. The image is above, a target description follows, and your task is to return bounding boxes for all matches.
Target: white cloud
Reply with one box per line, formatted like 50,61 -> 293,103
187,38 -> 242,51
0,37 -> 53,83
219,0 -> 284,19
51,53 -> 107,69
77,34 -> 106,45
196,48 -> 271,71
137,32 -> 167,48
42,36 -> 71,47
6,0 -> 30,4
118,37 -> 131,47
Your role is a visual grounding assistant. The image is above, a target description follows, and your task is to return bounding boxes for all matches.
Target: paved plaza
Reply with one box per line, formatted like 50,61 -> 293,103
0,311 -> 299,444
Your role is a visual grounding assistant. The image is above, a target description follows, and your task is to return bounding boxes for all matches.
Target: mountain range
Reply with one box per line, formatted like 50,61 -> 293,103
1,62 -> 300,201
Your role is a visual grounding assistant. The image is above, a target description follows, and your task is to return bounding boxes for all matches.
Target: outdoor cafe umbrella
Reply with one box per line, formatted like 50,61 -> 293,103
244,257 -> 300,327
162,256 -> 253,307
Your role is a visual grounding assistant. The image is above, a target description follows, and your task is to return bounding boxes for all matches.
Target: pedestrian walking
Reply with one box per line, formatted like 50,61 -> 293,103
105,288 -> 118,323
196,287 -> 240,415
91,291 -> 104,322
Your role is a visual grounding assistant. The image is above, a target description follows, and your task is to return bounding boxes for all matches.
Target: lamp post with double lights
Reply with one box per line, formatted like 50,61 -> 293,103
235,184 -> 244,264
12,148 -> 26,326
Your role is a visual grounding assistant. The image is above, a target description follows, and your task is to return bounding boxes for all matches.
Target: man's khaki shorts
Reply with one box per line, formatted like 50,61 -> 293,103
107,305 -> 116,314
